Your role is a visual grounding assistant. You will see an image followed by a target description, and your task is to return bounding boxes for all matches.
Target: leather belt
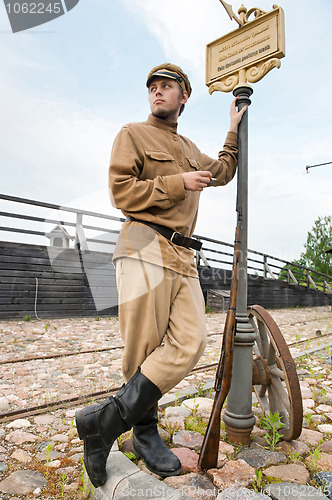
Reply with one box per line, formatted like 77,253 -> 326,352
125,217 -> 202,251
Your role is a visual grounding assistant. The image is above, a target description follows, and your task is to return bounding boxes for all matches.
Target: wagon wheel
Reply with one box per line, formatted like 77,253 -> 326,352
248,304 -> 303,441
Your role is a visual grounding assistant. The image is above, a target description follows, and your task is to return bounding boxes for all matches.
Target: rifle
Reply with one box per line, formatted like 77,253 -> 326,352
198,208 -> 242,470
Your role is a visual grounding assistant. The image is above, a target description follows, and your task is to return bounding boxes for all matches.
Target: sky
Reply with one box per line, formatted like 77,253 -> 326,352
0,0 -> 331,262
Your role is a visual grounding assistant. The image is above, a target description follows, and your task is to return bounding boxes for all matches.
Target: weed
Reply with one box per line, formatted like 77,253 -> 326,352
173,391 -> 182,406
124,451 -> 137,461
320,387 -> 327,403
304,412 -> 313,427
57,472 -> 67,498
24,315 -> 31,321
289,450 -> 301,463
252,469 -> 265,492
260,411 -> 285,450
161,418 -> 178,437
43,443 -> 55,476
185,416 -> 208,435
308,442 -> 323,471
79,458 -> 94,497
195,381 -> 205,397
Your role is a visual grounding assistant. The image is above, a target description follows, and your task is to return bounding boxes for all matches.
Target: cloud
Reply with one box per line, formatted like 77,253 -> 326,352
123,0 -> 229,78
0,69 -> 120,202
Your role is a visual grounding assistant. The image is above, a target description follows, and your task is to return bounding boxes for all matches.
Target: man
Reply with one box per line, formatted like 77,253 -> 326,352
75,63 -> 246,488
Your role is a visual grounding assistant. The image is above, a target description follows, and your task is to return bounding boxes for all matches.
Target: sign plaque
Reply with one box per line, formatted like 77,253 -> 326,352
206,5 -> 285,92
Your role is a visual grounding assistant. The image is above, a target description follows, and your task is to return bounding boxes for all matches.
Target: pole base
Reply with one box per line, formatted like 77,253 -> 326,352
225,423 -> 252,445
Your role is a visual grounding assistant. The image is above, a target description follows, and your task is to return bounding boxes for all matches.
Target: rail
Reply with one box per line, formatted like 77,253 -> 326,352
0,193 -> 124,253
1,325 -> 332,423
0,193 -> 331,293
195,234 -> 332,294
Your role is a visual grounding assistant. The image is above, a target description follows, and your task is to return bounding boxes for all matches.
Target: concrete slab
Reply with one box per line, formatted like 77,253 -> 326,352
92,448 -> 193,499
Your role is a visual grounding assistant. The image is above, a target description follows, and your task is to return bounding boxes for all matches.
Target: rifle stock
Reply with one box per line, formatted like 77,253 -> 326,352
198,215 -> 241,470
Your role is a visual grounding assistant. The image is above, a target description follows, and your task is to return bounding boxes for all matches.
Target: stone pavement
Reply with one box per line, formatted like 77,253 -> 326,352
0,305 -> 331,499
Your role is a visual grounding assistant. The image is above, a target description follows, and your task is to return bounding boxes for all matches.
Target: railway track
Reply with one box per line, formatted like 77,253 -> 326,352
1,326 -> 331,366
1,325 -> 331,423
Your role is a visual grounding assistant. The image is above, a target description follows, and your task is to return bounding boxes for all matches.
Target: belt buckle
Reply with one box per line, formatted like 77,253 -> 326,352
170,231 -> 181,244
170,231 -> 187,247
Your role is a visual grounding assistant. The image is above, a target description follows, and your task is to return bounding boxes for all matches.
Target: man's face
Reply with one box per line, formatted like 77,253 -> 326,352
148,77 -> 188,122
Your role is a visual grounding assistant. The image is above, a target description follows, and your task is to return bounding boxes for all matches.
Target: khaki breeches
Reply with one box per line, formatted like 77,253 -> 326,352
115,257 -> 207,395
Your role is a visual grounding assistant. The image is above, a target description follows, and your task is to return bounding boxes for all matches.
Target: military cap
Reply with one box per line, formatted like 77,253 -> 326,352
146,63 -> 192,97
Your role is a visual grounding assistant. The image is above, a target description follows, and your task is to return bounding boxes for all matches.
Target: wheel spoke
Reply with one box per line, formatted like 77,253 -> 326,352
258,383 -> 268,398
267,385 -> 278,414
258,321 -> 269,358
271,375 -> 291,413
269,383 -> 290,430
270,366 -> 285,380
267,342 -> 276,365
255,391 -> 269,413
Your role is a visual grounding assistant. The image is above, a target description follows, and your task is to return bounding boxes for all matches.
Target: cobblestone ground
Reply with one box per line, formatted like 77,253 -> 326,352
0,305 -> 331,499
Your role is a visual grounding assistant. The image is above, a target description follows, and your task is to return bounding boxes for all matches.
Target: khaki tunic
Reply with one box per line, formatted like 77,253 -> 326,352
109,114 -> 238,277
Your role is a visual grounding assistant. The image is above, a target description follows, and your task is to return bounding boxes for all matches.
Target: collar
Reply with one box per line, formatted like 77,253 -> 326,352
147,114 -> 178,133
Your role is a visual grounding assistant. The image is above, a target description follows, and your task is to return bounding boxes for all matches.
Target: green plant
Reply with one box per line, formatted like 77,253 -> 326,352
124,451 -> 137,460
161,418 -> 177,437
252,469 -> 265,492
308,442 -> 323,470
260,411 -> 285,450
205,306 -> 212,314
79,458 -> 94,497
185,415 -> 208,435
320,387 -> 327,402
304,412 -> 313,426
57,472 -> 67,498
43,443 -> 55,475
24,315 -> 31,321
195,381 -> 205,397
44,321 -> 51,331
289,449 -> 300,463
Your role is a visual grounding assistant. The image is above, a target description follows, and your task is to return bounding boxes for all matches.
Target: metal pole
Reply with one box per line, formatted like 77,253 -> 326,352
223,85 -> 256,444
306,161 -> 332,173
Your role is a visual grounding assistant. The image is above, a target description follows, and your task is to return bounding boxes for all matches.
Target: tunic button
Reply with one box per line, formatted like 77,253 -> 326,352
179,162 -> 183,167
173,136 -> 178,141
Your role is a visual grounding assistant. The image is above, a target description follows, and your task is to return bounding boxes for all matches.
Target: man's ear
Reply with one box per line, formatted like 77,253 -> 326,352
180,91 -> 189,105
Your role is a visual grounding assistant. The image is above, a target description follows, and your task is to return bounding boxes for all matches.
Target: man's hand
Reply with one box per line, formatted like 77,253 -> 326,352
229,97 -> 247,133
182,171 -> 212,191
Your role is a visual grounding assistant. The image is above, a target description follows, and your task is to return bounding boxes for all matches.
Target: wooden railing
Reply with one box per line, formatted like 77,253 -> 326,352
1,193 -> 331,294
195,235 -> 332,294
0,193 -> 124,253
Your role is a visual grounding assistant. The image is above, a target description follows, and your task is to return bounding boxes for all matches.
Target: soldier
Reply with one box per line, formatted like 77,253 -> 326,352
75,63 -> 246,487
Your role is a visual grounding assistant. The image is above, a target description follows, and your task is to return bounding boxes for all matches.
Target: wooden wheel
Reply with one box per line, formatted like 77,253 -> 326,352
248,304 -> 303,441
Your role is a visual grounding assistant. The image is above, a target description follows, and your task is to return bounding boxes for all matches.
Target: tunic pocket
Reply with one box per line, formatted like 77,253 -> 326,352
145,150 -> 175,162
187,158 -> 201,171
143,150 -> 176,178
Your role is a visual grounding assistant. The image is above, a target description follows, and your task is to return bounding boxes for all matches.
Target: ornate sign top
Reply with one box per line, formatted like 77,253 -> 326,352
206,3 -> 285,93
218,0 -> 279,27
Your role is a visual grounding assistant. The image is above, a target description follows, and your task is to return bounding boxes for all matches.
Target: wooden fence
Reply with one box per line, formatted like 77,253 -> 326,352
0,194 -> 331,319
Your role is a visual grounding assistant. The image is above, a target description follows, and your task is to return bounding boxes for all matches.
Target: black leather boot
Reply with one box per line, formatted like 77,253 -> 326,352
75,368 -> 162,487
133,403 -> 182,477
